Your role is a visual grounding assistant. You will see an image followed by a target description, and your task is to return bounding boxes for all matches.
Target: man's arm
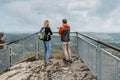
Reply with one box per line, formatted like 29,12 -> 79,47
58,26 -> 64,35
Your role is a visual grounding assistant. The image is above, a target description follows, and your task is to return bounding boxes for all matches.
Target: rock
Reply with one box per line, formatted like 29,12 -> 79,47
0,33 -> 5,49
0,57 -> 96,80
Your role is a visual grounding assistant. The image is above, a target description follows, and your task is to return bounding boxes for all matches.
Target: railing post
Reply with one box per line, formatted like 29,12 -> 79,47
35,36 -> 39,60
9,47 -> 12,66
116,60 -> 118,80
22,41 -> 25,60
88,43 -> 90,67
76,32 -> 79,55
96,44 -> 101,80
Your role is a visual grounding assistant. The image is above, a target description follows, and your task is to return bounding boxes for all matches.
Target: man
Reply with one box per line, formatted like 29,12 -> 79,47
58,19 -> 72,65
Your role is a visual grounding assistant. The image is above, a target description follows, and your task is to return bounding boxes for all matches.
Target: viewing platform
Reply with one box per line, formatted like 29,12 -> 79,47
0,32 -> 120,80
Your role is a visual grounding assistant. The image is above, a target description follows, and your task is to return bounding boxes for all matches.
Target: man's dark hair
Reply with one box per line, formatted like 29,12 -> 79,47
62,19 -> 67,24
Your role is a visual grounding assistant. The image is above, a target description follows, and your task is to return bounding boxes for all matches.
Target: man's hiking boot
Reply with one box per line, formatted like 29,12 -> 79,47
63,58 -> 73,65
68,59 -> 73,64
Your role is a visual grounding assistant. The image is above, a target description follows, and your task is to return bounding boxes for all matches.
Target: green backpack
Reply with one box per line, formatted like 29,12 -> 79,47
39,27 -> 46,40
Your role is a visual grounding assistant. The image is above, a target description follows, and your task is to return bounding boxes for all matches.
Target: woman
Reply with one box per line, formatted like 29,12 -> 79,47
41,20 -> 53,66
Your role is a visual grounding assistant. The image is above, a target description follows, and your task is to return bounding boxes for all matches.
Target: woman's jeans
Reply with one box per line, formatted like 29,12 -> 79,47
43,41 -> 51,62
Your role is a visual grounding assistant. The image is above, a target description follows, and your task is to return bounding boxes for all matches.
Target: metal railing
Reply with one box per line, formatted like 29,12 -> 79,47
0,49 -> 9,73
77,32 -> 120,80
7,33 -> 38,65
0,32 -> 120,80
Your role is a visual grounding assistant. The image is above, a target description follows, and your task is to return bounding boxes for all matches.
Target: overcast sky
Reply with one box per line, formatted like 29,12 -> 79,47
0,0 -> 120,33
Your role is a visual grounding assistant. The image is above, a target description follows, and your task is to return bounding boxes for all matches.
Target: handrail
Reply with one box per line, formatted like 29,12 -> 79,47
77,32 -> 120,52
7,32 -> 39,45
6,32 -> 76,45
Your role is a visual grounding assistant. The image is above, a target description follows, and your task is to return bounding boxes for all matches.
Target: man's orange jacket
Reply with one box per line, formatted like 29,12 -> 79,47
58,24 -> 70,35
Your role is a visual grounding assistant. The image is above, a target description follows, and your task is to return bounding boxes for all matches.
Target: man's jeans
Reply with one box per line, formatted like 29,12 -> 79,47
62,42 -> 71,60
43,41 -> 51,62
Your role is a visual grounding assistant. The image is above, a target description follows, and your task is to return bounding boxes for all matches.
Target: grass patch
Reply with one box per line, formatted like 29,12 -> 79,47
26,48 -> 76,61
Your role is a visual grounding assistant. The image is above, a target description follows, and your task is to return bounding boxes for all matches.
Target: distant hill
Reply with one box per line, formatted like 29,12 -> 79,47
84,32 -> 120,48
84,32 -> 120,42
4,33 -> 31,43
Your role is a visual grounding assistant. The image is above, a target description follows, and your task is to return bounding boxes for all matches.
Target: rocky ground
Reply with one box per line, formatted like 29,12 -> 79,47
0,57 -> 96,80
